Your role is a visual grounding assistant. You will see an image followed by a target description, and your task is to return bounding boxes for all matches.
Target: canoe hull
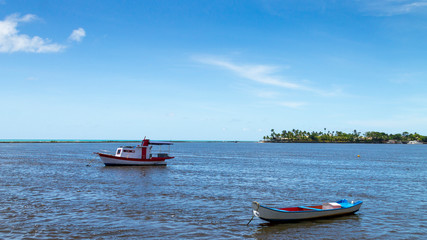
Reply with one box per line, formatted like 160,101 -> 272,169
97,153 -> 171,166
252,200 -> 363,222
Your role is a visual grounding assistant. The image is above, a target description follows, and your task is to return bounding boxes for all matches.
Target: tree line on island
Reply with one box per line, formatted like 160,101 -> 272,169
262,129 -> 427,144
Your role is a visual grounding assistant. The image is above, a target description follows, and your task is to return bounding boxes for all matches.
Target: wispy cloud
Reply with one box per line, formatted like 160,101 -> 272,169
195,56 -> 303,89
359,0 -> 427,16
69,27 -> 86,42
194,56 -> 338,96
0,14 -> 66,53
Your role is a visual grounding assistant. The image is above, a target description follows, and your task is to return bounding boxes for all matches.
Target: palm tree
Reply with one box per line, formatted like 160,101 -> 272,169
270,129 -> 276,140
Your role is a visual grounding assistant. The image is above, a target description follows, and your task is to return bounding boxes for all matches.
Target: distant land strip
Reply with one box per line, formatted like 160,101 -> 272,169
262,129 -> 426,144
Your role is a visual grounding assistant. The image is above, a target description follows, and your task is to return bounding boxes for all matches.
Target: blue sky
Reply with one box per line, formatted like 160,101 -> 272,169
1,0 -> 427,140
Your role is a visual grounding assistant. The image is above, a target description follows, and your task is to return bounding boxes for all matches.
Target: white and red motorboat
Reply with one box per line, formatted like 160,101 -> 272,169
95,139 -> 174,166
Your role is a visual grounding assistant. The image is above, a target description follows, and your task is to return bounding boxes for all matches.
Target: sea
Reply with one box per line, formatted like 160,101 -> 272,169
0,142 -> 425,239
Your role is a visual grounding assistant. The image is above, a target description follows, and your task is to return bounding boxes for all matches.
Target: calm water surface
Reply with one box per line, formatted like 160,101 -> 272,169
0,142 -> 426,239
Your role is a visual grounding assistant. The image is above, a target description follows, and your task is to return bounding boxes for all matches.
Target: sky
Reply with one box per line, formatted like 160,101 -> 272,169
1,0 -> 427,141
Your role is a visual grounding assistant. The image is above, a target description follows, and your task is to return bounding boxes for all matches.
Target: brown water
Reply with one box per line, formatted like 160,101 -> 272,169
0,142 -> 426,239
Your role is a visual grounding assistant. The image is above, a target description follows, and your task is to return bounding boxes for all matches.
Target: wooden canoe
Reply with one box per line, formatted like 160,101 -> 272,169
252,199 -> 363,222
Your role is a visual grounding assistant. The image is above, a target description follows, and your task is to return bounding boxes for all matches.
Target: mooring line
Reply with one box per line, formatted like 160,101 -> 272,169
86,154 -> 98,167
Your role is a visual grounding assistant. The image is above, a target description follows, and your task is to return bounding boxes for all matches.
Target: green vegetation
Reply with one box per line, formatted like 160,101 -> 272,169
263,129 -> 427,144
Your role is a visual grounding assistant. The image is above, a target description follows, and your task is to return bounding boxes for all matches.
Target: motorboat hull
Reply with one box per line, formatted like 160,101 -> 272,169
97,153 -> 172,166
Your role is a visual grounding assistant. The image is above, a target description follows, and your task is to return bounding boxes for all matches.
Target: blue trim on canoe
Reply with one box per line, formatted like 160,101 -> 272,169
260,200 -> 363,213
261,205 -> 290,212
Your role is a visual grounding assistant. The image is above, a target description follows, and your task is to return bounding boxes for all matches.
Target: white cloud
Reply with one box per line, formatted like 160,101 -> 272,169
195,56 -> 304,90
194,56 -> 338,96
0,14 -> 66,53
69,28 -> 86,42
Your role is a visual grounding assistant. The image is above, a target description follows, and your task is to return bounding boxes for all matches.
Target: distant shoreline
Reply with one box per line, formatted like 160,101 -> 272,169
264,129 -> 426,144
